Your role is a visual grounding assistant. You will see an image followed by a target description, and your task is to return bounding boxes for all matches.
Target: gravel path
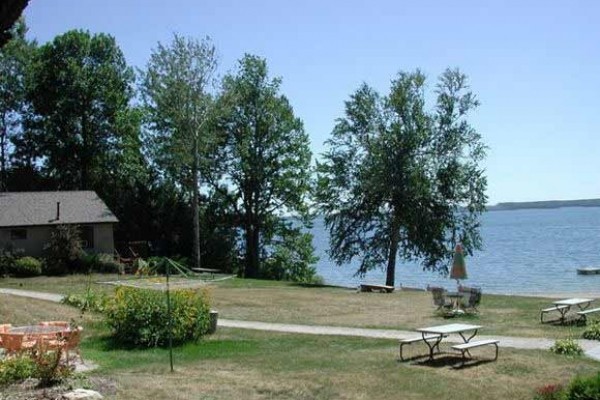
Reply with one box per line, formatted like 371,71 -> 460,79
3,288 -> 600,361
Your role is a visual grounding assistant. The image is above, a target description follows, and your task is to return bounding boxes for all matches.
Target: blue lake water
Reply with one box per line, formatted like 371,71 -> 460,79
310,207 -> 600,296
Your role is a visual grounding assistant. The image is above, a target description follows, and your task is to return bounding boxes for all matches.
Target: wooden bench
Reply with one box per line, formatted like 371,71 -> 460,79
452,339 -> 499,366
540,305 -> 569,323
577,307 -> 600,324
399,335 -> 446,361
191,268 -> 221,278
359,284 -> 394,293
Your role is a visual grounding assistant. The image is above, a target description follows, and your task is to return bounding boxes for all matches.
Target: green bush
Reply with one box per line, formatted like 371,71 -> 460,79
62,291 -> 107,313
262,231 -> 319,283
582,321 -> 600,341
29,348 -> 72,387
0,349 -> 72,388
76,252 -> 123,274
9,256 -> 43,277
105,286 -> 211,347
0,245 -> 24,277
550,337 -> 583,356
0,354 -> 36,386
43,225 -> 82,275
565,373 -> 600,400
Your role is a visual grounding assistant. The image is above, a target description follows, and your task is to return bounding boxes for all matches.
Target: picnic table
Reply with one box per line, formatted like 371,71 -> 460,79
540,298 -> 596,324
9,325 -> 65,335
415,323 -> 482,360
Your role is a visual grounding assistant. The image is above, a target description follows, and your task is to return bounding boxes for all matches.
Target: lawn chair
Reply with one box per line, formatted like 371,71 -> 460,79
460,287 -> 482,312
0,324 -> 11,347
430,287 -> 453,311
0,333 -> 36,356
61,326 -> 84,365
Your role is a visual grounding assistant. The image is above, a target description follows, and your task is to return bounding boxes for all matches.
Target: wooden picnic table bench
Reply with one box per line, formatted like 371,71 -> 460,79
577,307 -> 600,324
399,334 -> 447,361
452,339 -> 499,367
540,305 -> 569,323
191,267 -> 222,278
359,284 -> 394,293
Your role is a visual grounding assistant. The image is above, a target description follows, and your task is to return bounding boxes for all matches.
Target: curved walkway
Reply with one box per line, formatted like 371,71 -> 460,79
3,288 -> 600,361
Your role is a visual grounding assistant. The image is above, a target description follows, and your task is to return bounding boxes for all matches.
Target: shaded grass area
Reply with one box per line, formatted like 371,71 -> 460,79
1,274 -> 598,338
1,294 -> 599,399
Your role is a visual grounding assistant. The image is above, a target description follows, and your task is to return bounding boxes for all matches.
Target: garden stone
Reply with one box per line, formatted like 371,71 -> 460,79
62,389 -> 103,400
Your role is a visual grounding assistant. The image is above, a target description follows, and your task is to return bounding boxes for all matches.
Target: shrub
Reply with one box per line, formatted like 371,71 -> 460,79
550,337 -> 583,356
9,256 -> 43,277
533,384 -> 565,400
76,252 -> 123,274
105,286 -> 211,347
62,291 -> 107,313
582,321 -> 600,341
0,244 -> 24,277
0,354 -> 36,386
565,373 -> 600,400
95,253 -> 123,273
262,231 -> 319,283
43,225 -> 82,275
29,348 -> 73,387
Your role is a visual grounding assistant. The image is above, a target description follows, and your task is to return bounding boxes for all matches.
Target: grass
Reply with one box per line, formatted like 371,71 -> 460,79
1,288 -> 599,399
0,274 -> 596,338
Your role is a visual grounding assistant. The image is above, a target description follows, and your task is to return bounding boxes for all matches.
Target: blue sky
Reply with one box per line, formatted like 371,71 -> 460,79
24,0 -> 600,204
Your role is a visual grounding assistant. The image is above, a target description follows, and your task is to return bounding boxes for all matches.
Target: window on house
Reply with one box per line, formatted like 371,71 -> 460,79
80,226 -> 94,249
10,229 -> 27,240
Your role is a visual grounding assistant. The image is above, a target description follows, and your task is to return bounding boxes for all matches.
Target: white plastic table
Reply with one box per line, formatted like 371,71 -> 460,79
416,323 -> 483,360
552,298 -> 594,323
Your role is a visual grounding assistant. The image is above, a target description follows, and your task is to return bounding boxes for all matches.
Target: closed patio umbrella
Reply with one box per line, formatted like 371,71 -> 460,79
450,243 -> 467,287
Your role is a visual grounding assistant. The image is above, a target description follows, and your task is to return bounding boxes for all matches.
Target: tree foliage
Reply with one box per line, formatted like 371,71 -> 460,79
316,69 -> 487,286
0,19 -> 33,191
141,34 -> 219,270
24,29 -> 138,191
215,54 -> 315,279
0,0 -> 29,48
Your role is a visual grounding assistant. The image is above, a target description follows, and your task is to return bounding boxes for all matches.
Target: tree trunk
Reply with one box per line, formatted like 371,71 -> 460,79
385,218 -> 401,287
244,223 -> 260,279
191,136 -> 201,270
0,119 -> 6,192
81,112 -> 89,189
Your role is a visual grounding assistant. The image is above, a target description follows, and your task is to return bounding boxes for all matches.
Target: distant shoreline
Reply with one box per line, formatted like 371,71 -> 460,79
487,198 -> 600,211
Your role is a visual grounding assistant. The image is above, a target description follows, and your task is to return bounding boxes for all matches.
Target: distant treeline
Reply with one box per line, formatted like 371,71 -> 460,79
487,199 -> 600,211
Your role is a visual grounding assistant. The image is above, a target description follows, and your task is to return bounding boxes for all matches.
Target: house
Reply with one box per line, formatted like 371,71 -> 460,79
0,191 -> 118,257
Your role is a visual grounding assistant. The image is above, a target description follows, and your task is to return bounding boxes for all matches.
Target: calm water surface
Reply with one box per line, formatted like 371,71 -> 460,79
311,207 -> 600,296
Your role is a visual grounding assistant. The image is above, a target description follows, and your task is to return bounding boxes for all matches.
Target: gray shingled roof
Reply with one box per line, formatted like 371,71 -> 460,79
0,191 -> 118,227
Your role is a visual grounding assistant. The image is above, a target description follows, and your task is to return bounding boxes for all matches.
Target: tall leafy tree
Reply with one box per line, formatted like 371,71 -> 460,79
25,29 -> 137,191
0,19 -> 33,191
141,35 -> 218,270
316,69 -> 487,286
0,0 -> 29,48
215,55 -> 314,279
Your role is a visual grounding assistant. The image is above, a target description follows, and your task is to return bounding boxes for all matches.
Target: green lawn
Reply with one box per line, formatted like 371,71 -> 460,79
1,281 -> 599,399
1,274 -> 597,338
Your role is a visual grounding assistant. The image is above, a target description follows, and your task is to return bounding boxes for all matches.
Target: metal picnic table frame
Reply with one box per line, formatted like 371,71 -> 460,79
552,298 -> 593,324
416,323 -> 483,360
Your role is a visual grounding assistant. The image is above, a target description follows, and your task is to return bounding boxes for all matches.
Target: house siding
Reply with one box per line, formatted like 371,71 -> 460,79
0,223 -> 115,257
93,224 -> 115,254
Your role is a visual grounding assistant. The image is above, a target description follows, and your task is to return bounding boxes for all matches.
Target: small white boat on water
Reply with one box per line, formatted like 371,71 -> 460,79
577,267 -> 600,275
